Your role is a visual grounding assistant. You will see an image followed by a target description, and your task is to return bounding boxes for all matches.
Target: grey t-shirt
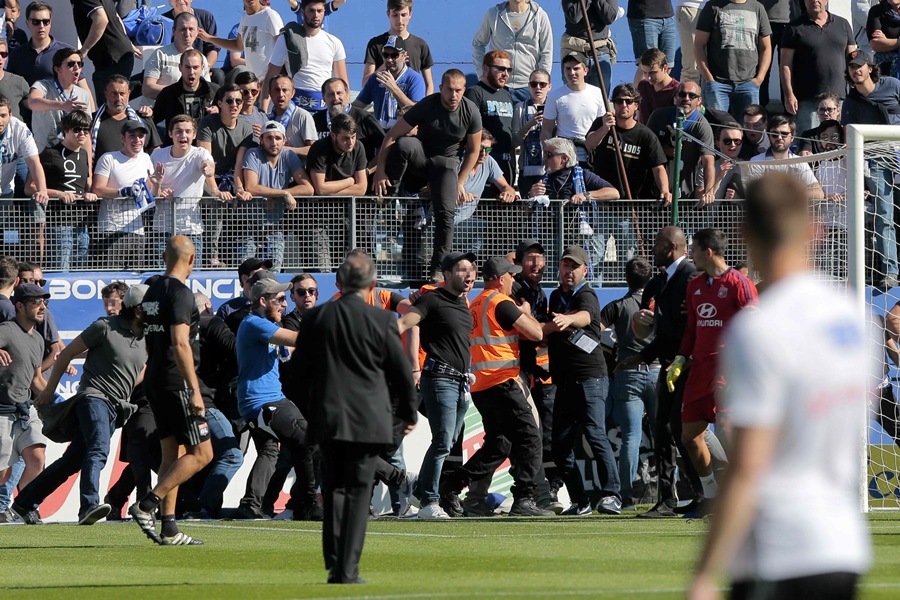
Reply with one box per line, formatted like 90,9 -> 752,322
0,72 -> 30,120
242,148 -> 304,188
76,315 -> 147,404
0,320 -> 43,408
30,79 -> 93,151
239,107 -> 269,144
197,115 -> 254,176
697,0 -> 772,84
646,106 -> 715,198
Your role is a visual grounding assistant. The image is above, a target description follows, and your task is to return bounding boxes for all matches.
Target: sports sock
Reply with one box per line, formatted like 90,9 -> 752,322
699,473 -> 718,499
138,492 -> 162,513
160,514 -> 179,538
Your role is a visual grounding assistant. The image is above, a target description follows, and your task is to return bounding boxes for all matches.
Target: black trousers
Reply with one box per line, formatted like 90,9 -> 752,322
653,366 -> 701,504
448,379 -> 541,500
731,571 -> 859,600
532,378 -> 562,488
262,444 -> 321,515
321,441 -> 380,584
107,402 -> 160,508
384,136 -> 461,275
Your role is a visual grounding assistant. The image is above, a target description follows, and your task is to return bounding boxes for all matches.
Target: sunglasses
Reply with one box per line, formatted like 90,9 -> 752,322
223,97 -> 244,105
722,138 -> 742,146
241,88 -> 260,96
489,64 -> 510,73
529,81 -> 549,88
30,18 -> 51,26
27,298 -> 49,306
479,146 -> 492,154
612,97 -> 636,105
20,278 -> 47,286
382,52 -> 401,59
768,130 -> 791,138
817,106 -> 838,114
66,60 -> 84,69
294,288 -> 318,296
544,151 -> 559,158
270,295 -> 288,304
819,133 -> 842,142
70,127 -> 88,134
676,91 -> 700,100
0,52 -> 7,59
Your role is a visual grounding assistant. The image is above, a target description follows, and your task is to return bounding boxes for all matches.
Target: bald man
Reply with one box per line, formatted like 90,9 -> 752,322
130,236 -> 213,545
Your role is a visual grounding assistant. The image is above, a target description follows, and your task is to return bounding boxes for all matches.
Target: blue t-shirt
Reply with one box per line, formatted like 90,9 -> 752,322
356,66 -> 427,129
236,312 -> 283,419
242,148 -> 304,189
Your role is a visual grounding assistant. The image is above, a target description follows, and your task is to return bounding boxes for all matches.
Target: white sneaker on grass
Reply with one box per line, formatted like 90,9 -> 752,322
417,502 -> 450,519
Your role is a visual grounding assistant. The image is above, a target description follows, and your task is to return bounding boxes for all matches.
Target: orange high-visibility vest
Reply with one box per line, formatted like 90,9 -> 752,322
330,288 -> 394,310
534,346 -> 552,385
469,289 -> 520,393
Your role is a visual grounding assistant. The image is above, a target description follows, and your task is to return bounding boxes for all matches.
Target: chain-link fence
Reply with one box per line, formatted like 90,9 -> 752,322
9,195 -> 750,285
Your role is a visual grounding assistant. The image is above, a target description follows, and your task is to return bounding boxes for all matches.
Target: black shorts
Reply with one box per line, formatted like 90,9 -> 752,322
146,387 -> 211,447
731,571 -> 859,600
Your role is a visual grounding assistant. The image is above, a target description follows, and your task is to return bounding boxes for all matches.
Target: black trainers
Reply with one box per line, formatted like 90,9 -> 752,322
509,498 -> 554,517
10,502 -> 42,525
294,503 -> 324,521
559,502 -> 592,516
78,504 -> 111,526
129,503 -> 162,544
439,491 -> 463,517
103,495 -> 126,521
160,532 -> 204,545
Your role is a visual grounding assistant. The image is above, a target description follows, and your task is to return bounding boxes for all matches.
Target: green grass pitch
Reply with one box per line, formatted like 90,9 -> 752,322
2,511 -> 900,599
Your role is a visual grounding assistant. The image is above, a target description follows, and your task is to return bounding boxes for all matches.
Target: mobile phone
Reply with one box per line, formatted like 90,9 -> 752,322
536,105 -> 544,114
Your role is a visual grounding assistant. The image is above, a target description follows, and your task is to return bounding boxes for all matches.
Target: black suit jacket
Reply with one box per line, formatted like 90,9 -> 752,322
292,293 -> 417,445
639,258 -> 697,366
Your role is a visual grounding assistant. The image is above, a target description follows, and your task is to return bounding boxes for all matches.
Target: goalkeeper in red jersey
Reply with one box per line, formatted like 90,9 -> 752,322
666,228 -> 758,517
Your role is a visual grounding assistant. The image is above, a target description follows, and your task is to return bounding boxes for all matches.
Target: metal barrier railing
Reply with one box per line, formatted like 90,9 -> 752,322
4,196 -> 753,285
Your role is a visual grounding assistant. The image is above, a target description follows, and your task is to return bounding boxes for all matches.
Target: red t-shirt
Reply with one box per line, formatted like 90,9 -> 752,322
637,77 -> 680,126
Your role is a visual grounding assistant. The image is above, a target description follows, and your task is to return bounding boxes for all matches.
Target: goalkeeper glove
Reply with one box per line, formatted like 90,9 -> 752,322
666,355 -> 686,393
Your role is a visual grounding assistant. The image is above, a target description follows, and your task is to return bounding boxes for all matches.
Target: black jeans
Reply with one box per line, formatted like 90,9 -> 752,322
653,366 -> 701,504
448,379 -> 542,500
107,402 -> 159,509
532,379 -> 562,488
91,54 -> 135,102
384,136 -> 461,275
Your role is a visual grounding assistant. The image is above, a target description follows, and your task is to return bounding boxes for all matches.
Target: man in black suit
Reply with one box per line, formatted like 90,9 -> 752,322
293,255 -> 417,584
618,226 -> 702,518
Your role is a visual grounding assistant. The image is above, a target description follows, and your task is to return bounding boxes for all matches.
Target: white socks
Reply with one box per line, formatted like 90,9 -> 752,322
700,473 -> 718,499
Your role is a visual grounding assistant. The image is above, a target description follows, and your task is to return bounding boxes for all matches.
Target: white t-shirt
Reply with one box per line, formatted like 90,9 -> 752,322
543,83 -> 606,162
722,274 -> 873,582
239,7 -> 284,80
269,29 -> 346,92
745,150 -> 820,188
94,151 -> 154,234
0,118 -> 38,194
149,145 -> 212,235
30,80 -> 93,152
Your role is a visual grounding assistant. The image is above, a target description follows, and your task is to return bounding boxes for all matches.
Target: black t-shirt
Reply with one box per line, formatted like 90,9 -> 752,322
511,277 -> 549,378
365,32 -> 434,74
71,0 -> 134,68
197,314 -> 235,408
547,282 -> 607,379
627,0 -> 673,20
142,275 -> 201,390
281,309 -> 302,332
493,298 -> 523,331
588,121 -> 667,198
94,111 -> 162,162
544,166 -> 616,199
782,12 -> 855,100
464,82 -> 514,162
868,3 -> 900,46
307,136 -> 367,181
409,286 -> 472,373
312,106 -> 385,163
403,94 -> 483,159
41,143 -> 91,224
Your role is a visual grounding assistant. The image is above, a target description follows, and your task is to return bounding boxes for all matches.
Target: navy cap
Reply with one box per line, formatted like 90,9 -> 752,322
12,283 -> 50,304
441,251 -> 477,272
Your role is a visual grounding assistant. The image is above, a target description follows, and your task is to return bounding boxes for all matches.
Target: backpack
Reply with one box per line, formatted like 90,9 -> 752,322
122,5 -> 173,46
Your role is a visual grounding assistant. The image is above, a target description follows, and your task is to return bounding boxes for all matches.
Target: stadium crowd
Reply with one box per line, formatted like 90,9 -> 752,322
0,0 -> 893,573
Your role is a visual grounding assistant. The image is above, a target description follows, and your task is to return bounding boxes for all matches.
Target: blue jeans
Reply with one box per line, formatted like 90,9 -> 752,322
417,375 -> 468,505
15,396 -> 116,515
628,17 -> 677,66
553,376 -> 621,504
52,225 -> 89,271
198,407 -> 243,514
0,457 -> 24,510
607,368 -> 658,502
871,161 -> 899,276
794,98 -> 821,136
702,80 -> 759,122
584,53 -> 612,93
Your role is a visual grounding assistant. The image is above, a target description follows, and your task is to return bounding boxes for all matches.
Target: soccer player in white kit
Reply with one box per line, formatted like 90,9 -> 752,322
690,171 -> 873,600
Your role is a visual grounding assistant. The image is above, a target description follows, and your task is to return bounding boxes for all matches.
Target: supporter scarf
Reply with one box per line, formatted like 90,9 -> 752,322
269,102 -> 296,130
91,103 -> 141,150
131,178 -> 155,213
54,79 -> 77,115
324,103 -> 352,131
540,164 -> 586,196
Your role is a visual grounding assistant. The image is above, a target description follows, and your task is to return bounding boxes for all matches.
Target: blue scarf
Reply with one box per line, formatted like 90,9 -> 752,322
269,102 -> 296,129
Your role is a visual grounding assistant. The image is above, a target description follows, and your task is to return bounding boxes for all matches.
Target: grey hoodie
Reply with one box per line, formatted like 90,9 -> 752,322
472,0 -> 554,89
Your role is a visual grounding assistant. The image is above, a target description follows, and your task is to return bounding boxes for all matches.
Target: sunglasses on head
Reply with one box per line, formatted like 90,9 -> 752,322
294,287 -> 318,296
489,64 -> 510,73
676,91 -> 700,100
529,81 -> 549,88
30,18 -> 51,26
223,97 -> 244,105
612,97 -> 636,105
66,60 -> 84,69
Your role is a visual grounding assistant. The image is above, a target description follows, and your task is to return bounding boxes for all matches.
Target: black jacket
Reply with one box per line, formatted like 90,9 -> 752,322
291,293 -> 417,445
639,258 -> 697,366
153,79 -> 220,144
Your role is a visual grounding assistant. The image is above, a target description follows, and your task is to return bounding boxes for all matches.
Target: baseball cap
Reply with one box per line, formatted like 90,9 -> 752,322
561,245 -> 590,266
123,284 -> 149,308
562,50 -> 588,66
482,256 -> 522,281
11,283 -> 50,304
515,239 -> 545,263
382,35 -> 407,53
847,49 -> 874,68
250,278 -> 291,303
248,269 -> 278,286
121,120 -> 149,135
440,251 -> 477,272
261,120 -> 286,137
238,257 -> 274,277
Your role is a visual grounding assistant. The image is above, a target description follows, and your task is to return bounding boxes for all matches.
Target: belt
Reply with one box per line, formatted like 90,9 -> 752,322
422,358 -> 469,382
622,363 -> 656,372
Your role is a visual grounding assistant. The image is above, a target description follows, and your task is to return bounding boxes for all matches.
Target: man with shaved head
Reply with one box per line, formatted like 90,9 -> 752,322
131,236 -> 212,545
619,226 -> 705,518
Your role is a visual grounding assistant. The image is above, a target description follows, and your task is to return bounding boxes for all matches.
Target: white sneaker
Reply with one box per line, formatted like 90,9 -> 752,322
417,502 -> 450,520
399,471 -> 419,515
397,504 -> 419,518
273,509 -> 294,521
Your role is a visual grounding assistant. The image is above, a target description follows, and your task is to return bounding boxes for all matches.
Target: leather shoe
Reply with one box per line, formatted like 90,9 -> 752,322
636,501 -> 677,518
673,499 -> 701,515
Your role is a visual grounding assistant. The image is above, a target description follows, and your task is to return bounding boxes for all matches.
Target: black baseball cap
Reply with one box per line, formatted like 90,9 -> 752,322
440,251 -> 477,272
847,49 -> 874,68
12,283 -> 50,304
121,120 -> 149,135
562,50 -> 588,66
383,34 -> 407,53
482,256 -> 522,281
239,257 -> 274,277
515,239 -> 545,263
561,245 -> 590,266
